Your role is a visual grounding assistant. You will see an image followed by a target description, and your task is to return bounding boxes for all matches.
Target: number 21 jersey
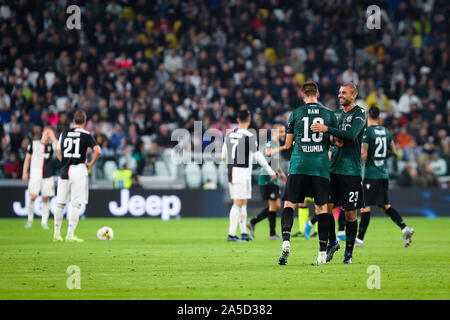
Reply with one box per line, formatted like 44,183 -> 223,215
58,128 -> 98,179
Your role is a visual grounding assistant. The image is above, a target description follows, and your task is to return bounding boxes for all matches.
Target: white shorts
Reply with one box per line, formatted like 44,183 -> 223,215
56,164 -> 89,205
28,177 -> 55,197
228,180 -> 252,200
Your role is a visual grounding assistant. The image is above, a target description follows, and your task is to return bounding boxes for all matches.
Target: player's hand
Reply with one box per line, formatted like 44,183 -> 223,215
22,173 -> 28,182
86,161 -> 93,170
310,123 -> 328,133
269,172 -> 277,181
334,137 -> 344,147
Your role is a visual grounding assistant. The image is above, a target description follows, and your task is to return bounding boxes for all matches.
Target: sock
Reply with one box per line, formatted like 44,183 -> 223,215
27,200 -> 35,224
228,205 -> 240,236
310,214 -> 318,225
53,203 -> 65,238
250,207 -> 269,226
328,214 -> 337,244
281,207 -> 294,241
385,207 -> 407,230
42,201 -> 50,227
338,208 -> 346,232
345,220 -> 358,255
317,213 -> 329,252
239,204 -> 248,235
357,211 -> 371,240
268,210 -> 277,236
67,204 -> 81,239
298,207 -> 309,233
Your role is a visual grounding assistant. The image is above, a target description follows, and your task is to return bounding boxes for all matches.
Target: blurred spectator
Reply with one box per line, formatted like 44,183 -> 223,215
396,126 -> 412,149
429,152 -> 448,176
365,88 -> 391,112
396,88 -> 423,114
3,152 -> 20,179
110,123 -> 126,150
118,146 -> 137,173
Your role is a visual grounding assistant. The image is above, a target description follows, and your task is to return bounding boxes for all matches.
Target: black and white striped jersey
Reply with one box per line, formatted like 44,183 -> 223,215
26,140 -> 54,179
222,128 -> 275,183
57,128 -> 97,179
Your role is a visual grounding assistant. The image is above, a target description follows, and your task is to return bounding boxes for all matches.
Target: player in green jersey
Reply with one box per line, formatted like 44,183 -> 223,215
247,123 -> 287,240
356,106 -> 415,247
278,81 -> 338,266
311,83 -> 366,264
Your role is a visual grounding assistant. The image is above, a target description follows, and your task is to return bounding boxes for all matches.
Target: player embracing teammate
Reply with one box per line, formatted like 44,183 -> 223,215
278,81 -> 338,265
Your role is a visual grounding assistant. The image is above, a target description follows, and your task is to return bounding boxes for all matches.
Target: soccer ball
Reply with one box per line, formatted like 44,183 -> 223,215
97,226 -> 114,241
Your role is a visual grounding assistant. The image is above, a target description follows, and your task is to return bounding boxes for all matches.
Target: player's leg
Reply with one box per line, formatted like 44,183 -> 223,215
344,209 -> 358,264
41,197 -> 51,230
337,207 -> 346,241
382,204 -> 414,247
356,206 -> 371,247
239,199 -> 252,241
227,183 -> 242,241
279,200 -> 296,265
296,199 -> 309,237
41,177 -> 55,230
26,193 -> 38,229
267,198 -> 281,240
247,185 -> 270,238
315,206 -> 329,264
54,178 -> 69,241
65,169 -> 87,242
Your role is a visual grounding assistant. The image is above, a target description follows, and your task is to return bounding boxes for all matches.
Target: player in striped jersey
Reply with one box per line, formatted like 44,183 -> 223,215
53,110 -> 102,242
221,110 -> 276,242
22,126 -> 58,229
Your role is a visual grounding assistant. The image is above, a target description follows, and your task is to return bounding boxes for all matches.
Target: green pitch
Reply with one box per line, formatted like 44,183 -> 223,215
0,217 -> 449,300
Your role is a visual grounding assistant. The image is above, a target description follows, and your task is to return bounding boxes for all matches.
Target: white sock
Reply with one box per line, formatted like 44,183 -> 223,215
239,204 -> 248,235
67,205 -> 81,239
27,200 -> 35,224
53,204 -> 65,238
228,205 -> 240,236
283,240 -> 290,249
41,201 -> 50,226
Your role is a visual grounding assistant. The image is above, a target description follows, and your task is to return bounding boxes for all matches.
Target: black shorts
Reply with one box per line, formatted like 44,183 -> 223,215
363,178 -> 389,206
260,184 -> 281,201
282,174 -> 329,206
330,173 -> 365,211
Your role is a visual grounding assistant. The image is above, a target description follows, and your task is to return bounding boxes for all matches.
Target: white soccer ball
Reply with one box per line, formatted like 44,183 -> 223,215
97,226 -> 114,241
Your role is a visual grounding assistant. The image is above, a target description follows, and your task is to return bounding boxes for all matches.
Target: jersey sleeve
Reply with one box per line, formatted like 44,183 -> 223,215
287,112 -> 295,134
328,108 -> 366,141
87,134 -> 98,148
362,127 -> 369,143
26,142 -> 33,154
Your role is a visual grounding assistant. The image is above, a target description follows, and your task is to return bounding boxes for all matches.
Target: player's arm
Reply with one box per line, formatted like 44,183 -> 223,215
266,144 -> 286,157
254,150 -> 276,180
282,133 -> 294,150
22,153 -> 31,182
278,166 -> 287,184
311,116 -> 366,141
386,140 -> 397,158
361,142 -> 369,166
86,145 -> 102,170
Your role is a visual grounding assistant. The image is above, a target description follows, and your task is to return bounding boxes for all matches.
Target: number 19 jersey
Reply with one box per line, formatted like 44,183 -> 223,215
58,128 -> 98,180
287,103 -> 337,179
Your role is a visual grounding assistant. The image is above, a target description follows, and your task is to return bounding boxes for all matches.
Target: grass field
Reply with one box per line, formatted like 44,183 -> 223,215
0,216 -> 449,300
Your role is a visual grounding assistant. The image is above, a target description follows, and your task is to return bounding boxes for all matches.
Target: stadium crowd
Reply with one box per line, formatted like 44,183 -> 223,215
0,0 -> 449,188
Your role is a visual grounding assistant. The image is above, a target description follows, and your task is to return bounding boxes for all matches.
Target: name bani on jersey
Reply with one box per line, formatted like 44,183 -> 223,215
301,108 -> 324,153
